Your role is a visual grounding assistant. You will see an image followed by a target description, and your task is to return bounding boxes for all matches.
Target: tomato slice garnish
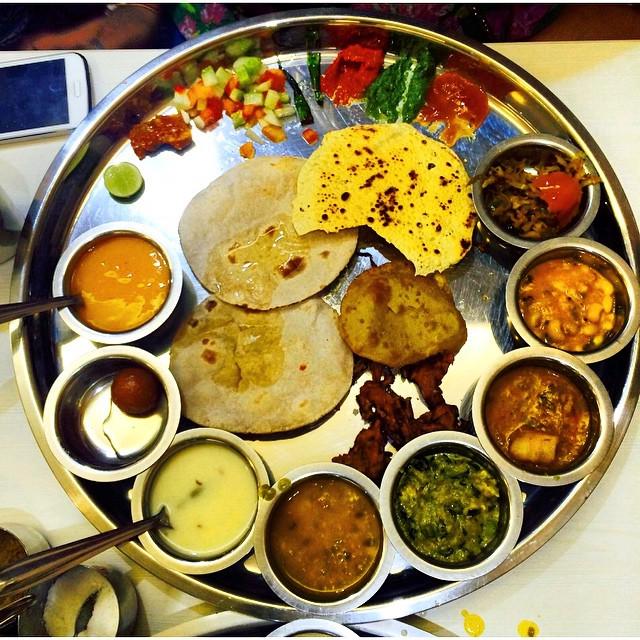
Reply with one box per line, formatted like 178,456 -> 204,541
531,171 -> 583,228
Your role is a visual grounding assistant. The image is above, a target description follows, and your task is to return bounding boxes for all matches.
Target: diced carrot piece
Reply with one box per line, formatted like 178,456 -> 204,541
189,81 -> 214,103
254,107 -> 265,120
225,75 -> 239,95
262,124 -> 287,143
222,98 -> 241,115
242,104 -> 256,119
239,142 -> 256,159
301,127 -> 319,145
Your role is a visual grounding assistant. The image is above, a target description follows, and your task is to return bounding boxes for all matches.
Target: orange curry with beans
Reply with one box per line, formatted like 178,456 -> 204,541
517,257 -> 618,352
484,365 -> 592,473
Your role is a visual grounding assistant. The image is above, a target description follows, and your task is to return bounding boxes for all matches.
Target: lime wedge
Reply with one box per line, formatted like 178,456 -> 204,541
103,162 -> 144,198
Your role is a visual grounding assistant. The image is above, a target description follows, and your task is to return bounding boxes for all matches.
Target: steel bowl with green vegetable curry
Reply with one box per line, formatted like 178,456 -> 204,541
380,432 -> 523,581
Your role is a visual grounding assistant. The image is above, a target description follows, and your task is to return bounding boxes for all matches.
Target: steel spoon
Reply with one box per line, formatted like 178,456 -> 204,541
0,295 -> 80,324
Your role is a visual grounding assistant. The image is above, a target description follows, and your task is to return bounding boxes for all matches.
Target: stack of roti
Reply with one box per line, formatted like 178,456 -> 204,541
170,296 -> 353,434
172,157 -> 356,434
179,156 -> 358,310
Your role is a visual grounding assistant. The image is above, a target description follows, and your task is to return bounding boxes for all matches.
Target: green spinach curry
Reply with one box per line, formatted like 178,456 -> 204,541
392,451 -> 504,565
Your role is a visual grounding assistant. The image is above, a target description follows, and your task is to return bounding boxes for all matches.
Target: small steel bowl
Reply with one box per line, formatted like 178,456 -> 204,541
254,462 -> 395,615
43,346 -> 181,482
472,133 -> 601,253
505,237 -> 640,364
52,221 -> 183,344
379,432 -> 523,582
472,346 -> 614,486
0,523 -> 49,559
131,428 -> 269,575
267,619 -> 358,637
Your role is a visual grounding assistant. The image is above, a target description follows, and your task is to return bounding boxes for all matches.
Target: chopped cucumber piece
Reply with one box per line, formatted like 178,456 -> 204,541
264,89 -> 280,110
182,61 -> 200,86
210,84 -> 225,99
201,65 -> 218,87
230,111 -> 246,128
193,115 -> 206,130
244,92 -> 264,106
253,80 -> 272,93
232,56 -> 263,79
229,88 -> 245,102
235,66 -> 251,88
263,108 -> 281,127
196,98 -> 206,111
103,163 -> 144,199
172,91 -> 191,110
279,92 -> 290,104
215,67 -> 232,86
225,37 -> 255,58
275,105 -> 296,118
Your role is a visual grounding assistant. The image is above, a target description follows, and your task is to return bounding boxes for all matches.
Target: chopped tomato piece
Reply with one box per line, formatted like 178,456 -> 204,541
174,84 -> 186,94
259,68 -> 286,92
532,171 -> 583,228
262,124 -> 286,143
206,97 -> 223,121
239,141 -> 256,159
301,128 -> 319,145
254,107 -> 265,120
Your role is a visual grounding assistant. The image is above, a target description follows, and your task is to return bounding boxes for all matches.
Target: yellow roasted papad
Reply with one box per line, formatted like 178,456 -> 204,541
292,123 -> 476,275
169,296 -> 353,434
179,156 -> 358,310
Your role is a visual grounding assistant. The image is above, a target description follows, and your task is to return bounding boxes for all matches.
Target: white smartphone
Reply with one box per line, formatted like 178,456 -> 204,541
0,52 -> 91,143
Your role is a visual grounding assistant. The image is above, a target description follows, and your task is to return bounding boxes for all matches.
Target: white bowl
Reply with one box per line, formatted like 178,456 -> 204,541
472,347 -> 614,486
52,221 -> 183,344
253,462 -> 395,615
43,346 -> 181,482
131,428 -> 269,575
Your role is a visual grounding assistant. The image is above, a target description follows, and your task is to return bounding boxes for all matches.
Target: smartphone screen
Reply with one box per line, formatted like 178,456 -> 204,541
0,59 -> 69,134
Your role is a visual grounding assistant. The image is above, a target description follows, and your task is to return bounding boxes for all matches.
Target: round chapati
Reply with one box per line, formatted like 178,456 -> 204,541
179,156 -> 358,310
292,123 -> 476,275
169,296 -> 354,434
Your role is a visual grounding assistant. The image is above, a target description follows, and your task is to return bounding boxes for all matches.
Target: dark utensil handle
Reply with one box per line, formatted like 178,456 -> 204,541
0,295 -> 80,324
0,511 -> 164,599
0,594 -> 34,630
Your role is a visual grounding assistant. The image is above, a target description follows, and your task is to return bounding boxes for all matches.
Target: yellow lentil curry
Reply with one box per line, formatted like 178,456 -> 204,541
266,475 -> 382,602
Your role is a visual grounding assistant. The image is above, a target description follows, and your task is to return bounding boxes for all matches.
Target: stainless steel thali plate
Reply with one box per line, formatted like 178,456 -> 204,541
10,10 -> 640,623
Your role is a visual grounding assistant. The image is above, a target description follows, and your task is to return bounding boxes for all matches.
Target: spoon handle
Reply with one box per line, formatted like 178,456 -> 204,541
0,511 -> 165,600
0,295 -> 80,324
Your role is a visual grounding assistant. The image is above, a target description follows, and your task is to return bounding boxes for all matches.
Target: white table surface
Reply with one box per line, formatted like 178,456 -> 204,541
0,42 -> 638,637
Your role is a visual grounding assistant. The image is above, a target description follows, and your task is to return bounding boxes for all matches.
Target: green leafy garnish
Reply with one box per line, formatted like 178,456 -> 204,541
365,47 -> 435,123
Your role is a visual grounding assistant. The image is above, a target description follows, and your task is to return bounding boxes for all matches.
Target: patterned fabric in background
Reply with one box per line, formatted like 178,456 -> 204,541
171,3 -> 559,43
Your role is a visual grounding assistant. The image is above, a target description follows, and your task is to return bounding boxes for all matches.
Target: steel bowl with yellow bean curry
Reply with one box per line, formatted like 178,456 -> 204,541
517,257 -> 620,353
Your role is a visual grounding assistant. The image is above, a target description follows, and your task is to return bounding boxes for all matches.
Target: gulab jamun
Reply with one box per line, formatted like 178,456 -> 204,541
111,366 -> 161,415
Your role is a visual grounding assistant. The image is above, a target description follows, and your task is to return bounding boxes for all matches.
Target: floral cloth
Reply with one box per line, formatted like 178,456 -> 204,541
172,3 -> 558,42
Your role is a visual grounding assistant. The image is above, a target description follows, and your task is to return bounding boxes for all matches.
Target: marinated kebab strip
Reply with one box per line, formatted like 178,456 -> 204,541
334,353 -> 469,483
